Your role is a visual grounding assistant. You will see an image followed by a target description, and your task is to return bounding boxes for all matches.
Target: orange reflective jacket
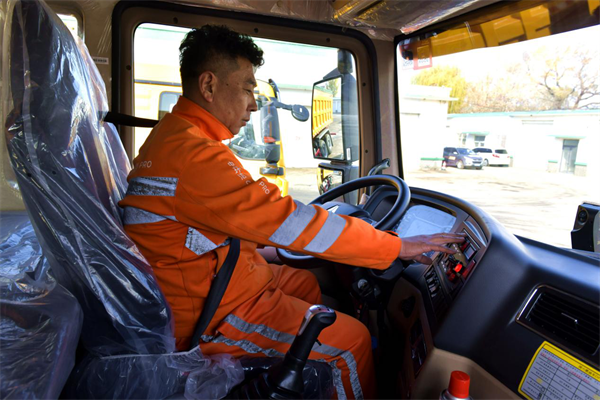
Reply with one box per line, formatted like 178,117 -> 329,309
119,96 -> 401,345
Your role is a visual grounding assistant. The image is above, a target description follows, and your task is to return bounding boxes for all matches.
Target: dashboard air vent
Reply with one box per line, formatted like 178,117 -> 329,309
518,286 -> 600,359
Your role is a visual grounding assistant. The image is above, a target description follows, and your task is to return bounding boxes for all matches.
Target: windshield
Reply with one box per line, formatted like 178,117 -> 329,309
397,2 -> 600,248
457,148 -> 473,155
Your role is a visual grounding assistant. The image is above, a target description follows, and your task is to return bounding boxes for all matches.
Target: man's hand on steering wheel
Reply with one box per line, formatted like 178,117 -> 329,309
398,232 -> 466,264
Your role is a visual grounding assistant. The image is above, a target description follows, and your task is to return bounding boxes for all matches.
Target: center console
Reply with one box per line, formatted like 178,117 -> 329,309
424,218 -> 488,324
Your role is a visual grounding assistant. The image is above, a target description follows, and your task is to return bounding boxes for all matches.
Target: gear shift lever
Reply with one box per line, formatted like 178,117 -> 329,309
229,305 -> 336,399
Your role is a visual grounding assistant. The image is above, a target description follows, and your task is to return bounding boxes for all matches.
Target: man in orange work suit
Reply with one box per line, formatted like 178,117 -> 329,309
120,25 -> 464,399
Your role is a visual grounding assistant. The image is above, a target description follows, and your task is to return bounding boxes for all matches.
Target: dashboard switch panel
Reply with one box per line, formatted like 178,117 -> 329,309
428,222 -> 487,321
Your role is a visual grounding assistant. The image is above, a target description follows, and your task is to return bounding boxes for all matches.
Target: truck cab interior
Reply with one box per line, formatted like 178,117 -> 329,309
1,0 -> 599,399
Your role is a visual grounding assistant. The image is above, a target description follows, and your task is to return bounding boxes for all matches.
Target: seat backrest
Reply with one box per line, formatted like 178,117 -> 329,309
5,0 -> 174,356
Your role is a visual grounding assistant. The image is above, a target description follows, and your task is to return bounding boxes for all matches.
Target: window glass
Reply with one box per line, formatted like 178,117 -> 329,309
473,135 -> 486,146
397,2 -> 600,248
158,92 -> 180,120
57,13 -> 81,39
133,23 -> 358,202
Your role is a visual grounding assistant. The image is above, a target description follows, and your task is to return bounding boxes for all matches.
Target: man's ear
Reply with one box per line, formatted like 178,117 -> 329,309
198,71 -> 217,102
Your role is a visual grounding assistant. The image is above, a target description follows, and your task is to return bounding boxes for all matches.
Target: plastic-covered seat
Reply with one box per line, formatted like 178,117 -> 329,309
0,211 -> 82,399
3,1 -> 333,398
6,0 -> 173,357
4,1 -> 243,398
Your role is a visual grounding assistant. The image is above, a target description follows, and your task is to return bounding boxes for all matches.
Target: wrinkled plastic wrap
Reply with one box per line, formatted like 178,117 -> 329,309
0,211 -> 83,399
5,0 -> 174,357
66,348 -> 244,400
194,0 -> 487,40
332,0 -> 483,35
65,352 -> 333,399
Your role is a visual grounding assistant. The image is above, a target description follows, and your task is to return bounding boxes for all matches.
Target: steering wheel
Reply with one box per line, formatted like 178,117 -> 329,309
277,174 -> 410,269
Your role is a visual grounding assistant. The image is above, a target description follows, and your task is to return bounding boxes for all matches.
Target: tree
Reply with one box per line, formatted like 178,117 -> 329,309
325,78 -> 339,97
411,65 -> 468,113
525,46 -> 600,110
462,63 -> 538,113
463,46 -> 600,113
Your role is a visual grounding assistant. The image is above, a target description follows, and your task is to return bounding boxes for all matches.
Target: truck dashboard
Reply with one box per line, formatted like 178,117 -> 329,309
357,184 -> 600,397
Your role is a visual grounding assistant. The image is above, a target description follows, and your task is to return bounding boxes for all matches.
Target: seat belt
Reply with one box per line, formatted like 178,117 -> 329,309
190,238 -> 241,349
103,111 -> 158,128
101,111 -> 241,349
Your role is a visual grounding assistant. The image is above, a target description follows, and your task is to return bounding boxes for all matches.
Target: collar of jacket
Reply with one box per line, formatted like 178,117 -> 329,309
171,96 -> 234,141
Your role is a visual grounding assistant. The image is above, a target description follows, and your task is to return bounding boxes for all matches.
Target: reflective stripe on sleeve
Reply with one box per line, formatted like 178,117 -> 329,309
122,206 -> 177,225
185,227 -> 230,256
218,314 -> 361,399
268,200 -> 316,246
127,176 -> 178,197
303,213 -> 346,254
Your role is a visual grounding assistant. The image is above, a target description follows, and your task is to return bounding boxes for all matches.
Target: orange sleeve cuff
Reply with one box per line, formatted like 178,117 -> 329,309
368,231 -> 401,270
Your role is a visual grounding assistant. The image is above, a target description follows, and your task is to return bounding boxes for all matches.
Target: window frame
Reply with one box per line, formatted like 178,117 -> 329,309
113,2 -> 381,176
51,3 -> 84,39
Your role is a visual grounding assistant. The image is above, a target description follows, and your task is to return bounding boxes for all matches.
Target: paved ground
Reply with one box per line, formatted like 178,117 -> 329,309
287,166 -> 600,248
287,168 -> 321,204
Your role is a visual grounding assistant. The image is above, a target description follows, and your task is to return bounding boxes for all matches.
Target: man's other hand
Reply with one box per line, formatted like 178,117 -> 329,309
398,233 -> 466,264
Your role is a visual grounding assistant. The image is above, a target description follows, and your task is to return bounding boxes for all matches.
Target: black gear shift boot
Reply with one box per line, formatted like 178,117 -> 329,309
228,305 -> 336,399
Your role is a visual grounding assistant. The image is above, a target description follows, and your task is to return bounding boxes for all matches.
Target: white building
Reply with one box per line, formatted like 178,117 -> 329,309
447,110 -> 600,179
399,85 -> 456,171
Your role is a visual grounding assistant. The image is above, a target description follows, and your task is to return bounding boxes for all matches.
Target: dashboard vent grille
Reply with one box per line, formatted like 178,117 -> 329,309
519,286 -> 600,357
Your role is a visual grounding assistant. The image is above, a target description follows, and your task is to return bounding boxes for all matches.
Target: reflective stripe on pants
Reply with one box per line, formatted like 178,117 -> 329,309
197,264 -> 375,400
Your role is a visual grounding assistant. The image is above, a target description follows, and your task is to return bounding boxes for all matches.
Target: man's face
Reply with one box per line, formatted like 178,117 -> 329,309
212,56 -> 258,134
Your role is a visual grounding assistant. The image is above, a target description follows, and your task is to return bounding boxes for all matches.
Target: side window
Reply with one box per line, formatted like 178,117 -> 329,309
474,135 -> 486,147
57,13 -> 83,39
397,2 -> 599,247
133,23 -> 359,202
158,92 -> 180,120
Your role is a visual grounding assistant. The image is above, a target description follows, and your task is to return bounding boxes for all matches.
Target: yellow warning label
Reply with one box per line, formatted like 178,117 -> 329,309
519,342 -> 600,400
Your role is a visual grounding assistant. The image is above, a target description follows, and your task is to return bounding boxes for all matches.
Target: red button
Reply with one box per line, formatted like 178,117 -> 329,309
453,263 -> 463,273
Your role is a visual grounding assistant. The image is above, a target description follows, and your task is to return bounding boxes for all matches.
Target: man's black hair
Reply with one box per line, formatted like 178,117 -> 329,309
179,25 -> 264,90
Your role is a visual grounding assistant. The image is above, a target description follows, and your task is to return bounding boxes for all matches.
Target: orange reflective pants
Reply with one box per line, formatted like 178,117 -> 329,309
199,264 -> 376,400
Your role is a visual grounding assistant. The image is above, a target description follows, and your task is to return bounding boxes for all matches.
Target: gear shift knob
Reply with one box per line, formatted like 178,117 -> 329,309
289,305 -> 337,362
268,305 -> 336,397
228,305 -> 336,399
